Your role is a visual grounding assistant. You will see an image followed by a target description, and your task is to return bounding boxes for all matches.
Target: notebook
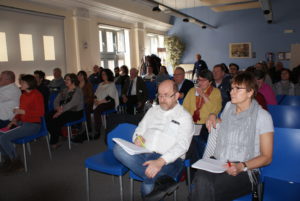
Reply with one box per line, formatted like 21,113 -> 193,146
192,158 -> 227,173
0,125 -> 20,133
112,138 -> 152,155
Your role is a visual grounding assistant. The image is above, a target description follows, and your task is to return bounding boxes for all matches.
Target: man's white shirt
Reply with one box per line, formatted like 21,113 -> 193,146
0,83 -> 21,120
133,103 -> 194,164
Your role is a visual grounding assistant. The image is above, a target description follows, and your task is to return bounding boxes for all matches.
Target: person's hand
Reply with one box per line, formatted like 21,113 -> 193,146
179,92 -> 184,99
57,106 -> 63,113
53,111 -> 62,119
143,158 -> 166,178
134,135 -> 145,147
225,162 -> 244,176
206,113 -> 221,132
13,108 -> 25,115
7,119 -> 17,129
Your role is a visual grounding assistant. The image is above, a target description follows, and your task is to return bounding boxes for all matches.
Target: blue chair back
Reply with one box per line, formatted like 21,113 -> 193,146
261,127 -> 300,183
268,105 -> 300,129
48,92 -> 58,112
278,95 -> 300,106
107,123 -> 137,150
115,84 -> 122,97
145,81 -> 157,100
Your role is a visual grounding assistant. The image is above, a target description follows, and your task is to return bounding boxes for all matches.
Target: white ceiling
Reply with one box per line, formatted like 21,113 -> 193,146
154,0 -> 261,11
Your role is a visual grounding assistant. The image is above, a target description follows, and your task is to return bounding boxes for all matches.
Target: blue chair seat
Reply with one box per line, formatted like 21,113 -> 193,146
85,150 -> 128,175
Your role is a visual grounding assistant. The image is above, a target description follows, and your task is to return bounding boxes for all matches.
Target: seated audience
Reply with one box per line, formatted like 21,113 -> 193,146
213,64 -> 231,110
0,71 -> 21,128
255,61 -> 273,86
273,68 -> 295,95
77,70 -> 94,132
88,65 -> 102,86
34,70 -> 50,113
183,69 -> 222,166
254,69 -> 277,105
46,73 -> 84,148
114,80 -> 194,201
115,65 -> 129,91
48,68 -> 66,92
93,69 -> 119,139
143,66 -> 156,81
122,68 -> 148,114
173,67 -> 194,100
189,72 -> 274,201
268,61 -> 284,84
155,66 -> 170,84
114,66 -> 120,81
0,75 -> 44,173
229,63 -> 239,77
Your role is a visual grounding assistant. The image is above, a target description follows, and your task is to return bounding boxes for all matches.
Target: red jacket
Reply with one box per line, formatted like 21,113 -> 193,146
15,89 -> 44,123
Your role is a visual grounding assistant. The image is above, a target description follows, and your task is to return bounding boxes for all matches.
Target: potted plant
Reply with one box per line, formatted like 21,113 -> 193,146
164,35 -> 185,69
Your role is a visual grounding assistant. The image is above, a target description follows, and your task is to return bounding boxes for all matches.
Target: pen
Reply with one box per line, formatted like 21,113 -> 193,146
137,136 -> 145,148
227,160 -> 231,167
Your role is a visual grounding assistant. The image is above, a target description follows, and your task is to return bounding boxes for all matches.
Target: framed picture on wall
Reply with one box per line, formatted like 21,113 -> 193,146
229,42 -> 252,58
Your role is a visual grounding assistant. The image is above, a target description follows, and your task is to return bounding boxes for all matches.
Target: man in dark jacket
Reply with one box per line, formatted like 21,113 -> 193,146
192,53 -> 208,80
122,68 -> 148,114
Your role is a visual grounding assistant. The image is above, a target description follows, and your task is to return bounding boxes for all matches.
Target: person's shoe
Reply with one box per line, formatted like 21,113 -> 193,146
71,135 -> 84,143
3,158 -> 24,174
0,157 -> 12,171
144,175 -> 179,201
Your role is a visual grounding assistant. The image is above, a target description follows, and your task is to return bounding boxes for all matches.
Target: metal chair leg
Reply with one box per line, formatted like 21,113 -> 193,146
130,178 -> 134,201
86,168 -> 90,201
22,143 -> 28,172
26,143 -> 31,155
67,126 -> 72,150
119,176 -> 124,201
173,189 -> 177,201
187,166 -> 191,192
84,122 -> 90,141
46,135 -> 52,159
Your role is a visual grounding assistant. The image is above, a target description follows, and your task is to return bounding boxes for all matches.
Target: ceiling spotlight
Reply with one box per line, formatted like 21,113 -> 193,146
264,10 -> 270,15
202,25 -> 207,29
183,18 -> 189,22
152,6 -> 161,12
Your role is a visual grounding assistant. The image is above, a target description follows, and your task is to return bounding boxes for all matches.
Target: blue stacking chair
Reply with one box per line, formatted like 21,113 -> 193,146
48,92 -> 58,112
129,159 -> 191,201
85,123 -> 137,201
101,109 -> 117,129
145,81 -> 157,101
268,105 -> 300,129
234,127 -> 300,201
12,117 -> 52,172
64,110 -> 90,150
277,95 -> 300,106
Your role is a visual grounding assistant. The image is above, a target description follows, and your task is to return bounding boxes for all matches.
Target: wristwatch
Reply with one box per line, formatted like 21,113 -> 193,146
242,162 -> 248,172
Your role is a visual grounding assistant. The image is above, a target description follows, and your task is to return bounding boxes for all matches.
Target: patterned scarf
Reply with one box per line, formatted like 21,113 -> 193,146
192,85 -> 214,123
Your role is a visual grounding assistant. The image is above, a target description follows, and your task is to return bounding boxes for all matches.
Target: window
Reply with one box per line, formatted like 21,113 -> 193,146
99,31 -> 103,52
0,32 -> 8,62
108,60 -> 115,71
43,36 -> 55,60
146,33 -> 166,65
106,32 -> 114,52
117,31 -> 125,52
19,34 -> 34,61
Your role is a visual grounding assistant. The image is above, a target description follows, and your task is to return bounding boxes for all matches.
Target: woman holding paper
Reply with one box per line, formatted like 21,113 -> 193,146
0,75 -> 44,173
189,71 -> 274,201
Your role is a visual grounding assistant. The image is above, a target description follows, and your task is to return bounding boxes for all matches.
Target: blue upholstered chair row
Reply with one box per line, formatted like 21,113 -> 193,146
276,95 -> 300,106
12,117 -> 52,172
268,105 -> 300,129
234,127 -> 300,201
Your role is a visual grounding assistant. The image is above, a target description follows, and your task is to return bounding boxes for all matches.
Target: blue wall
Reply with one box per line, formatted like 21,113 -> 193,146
168,0 -> 300,70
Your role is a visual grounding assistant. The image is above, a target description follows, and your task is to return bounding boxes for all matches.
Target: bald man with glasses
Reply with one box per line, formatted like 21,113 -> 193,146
114,80 -> 194,201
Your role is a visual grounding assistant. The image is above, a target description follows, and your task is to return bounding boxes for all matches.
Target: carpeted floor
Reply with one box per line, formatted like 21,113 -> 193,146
0,134 -> 190,201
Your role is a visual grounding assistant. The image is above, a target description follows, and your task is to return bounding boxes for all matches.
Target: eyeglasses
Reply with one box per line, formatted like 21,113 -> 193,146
230,86 -> 247,91
157,93 -> 176,99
